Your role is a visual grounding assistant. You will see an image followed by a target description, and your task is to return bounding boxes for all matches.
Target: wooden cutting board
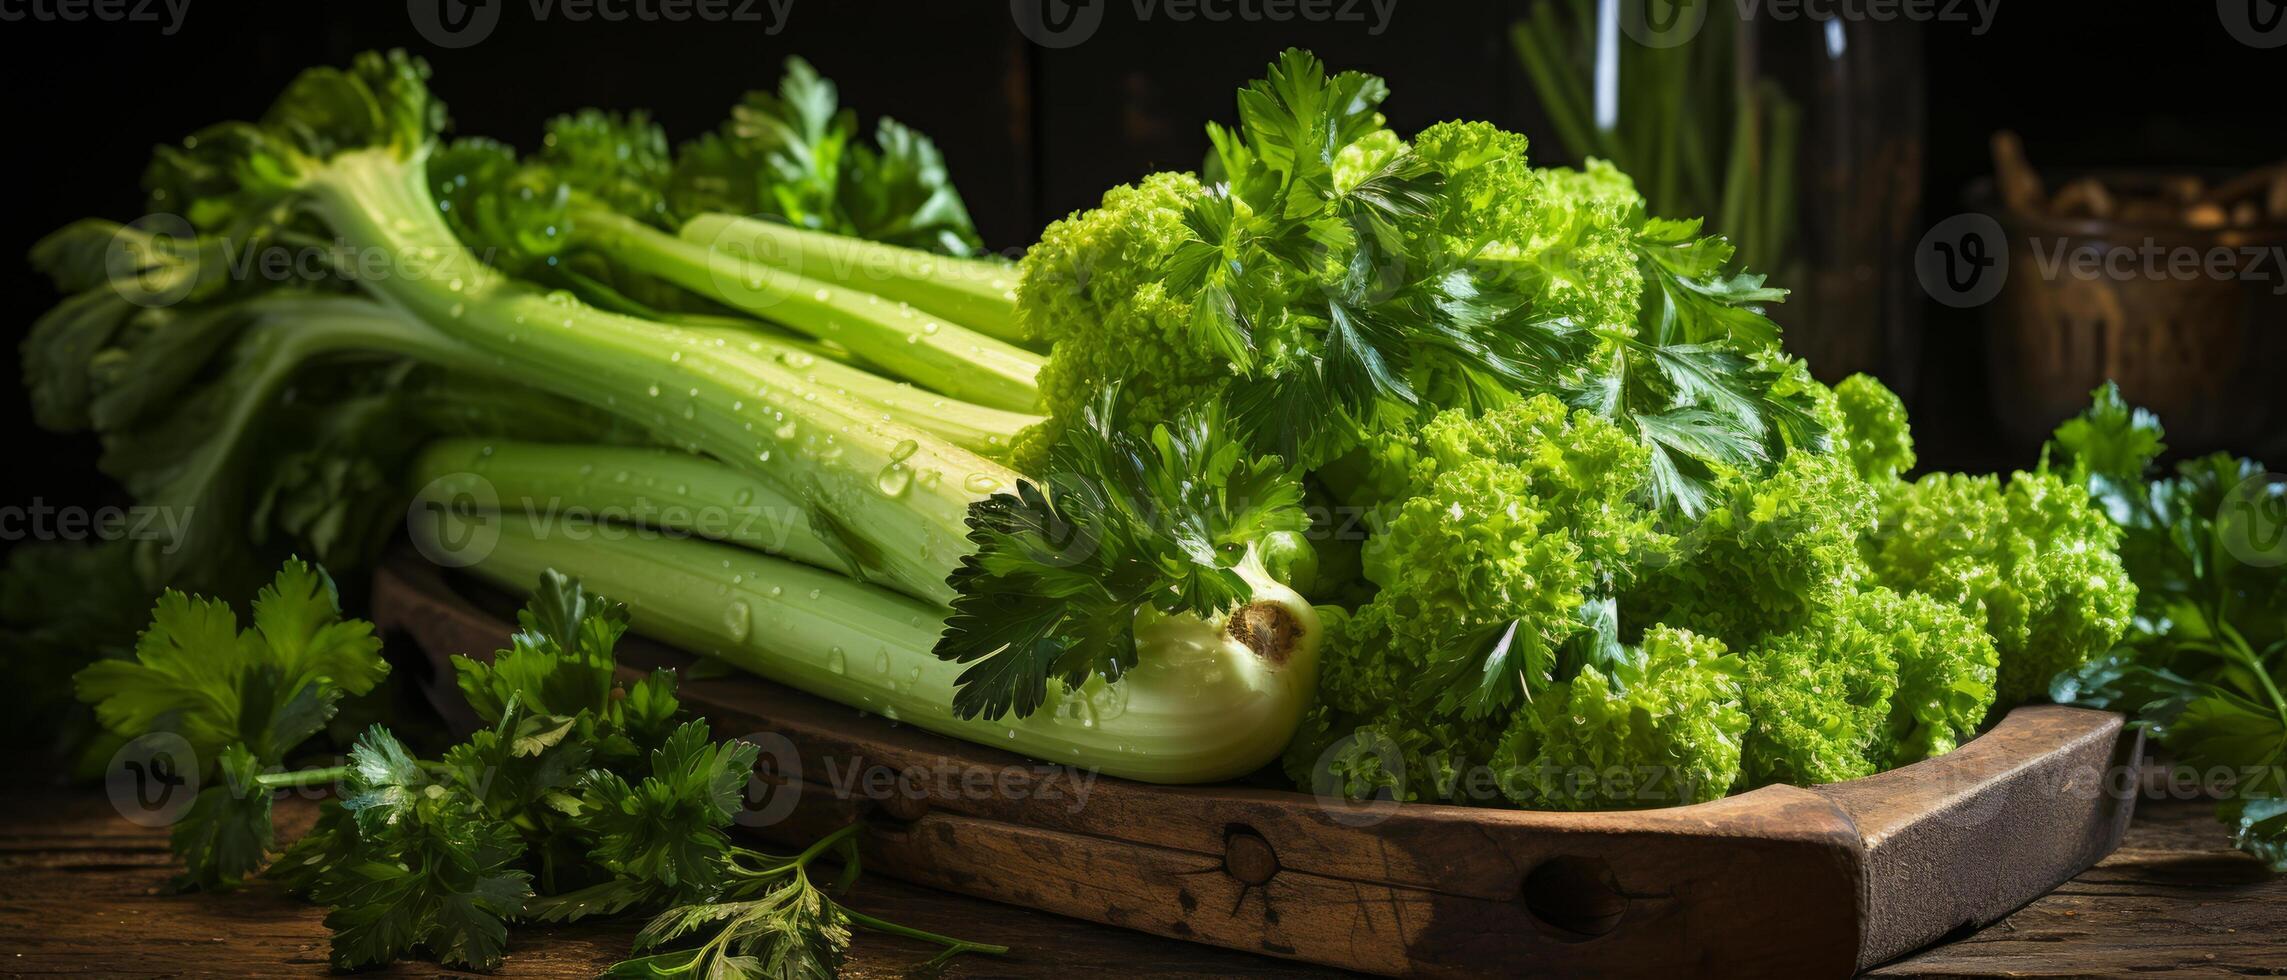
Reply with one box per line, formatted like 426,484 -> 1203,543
372,554 -> 2142,979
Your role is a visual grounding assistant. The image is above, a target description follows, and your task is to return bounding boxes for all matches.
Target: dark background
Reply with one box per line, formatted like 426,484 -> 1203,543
2,0 -> 2280,517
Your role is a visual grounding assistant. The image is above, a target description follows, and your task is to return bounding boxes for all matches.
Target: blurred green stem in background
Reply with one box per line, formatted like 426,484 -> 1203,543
1513,0 -> 1800,279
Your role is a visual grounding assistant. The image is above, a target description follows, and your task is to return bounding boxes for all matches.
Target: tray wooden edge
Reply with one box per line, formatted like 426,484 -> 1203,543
1815,705 -> 2141,969
371,551 -> 2137,978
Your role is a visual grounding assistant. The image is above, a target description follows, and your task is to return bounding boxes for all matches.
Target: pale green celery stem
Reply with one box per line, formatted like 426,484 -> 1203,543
139,298 -> 479,505
305,150 -> 1018,600
674,321 -> 1037,458
127,297 -> 484,584
429,508 -> 1319,784
572,208 -> 1041,413
1755,82 -> 1801,277
2215,619 -> 2287,731
1511,13 -> 1603,162
236,294 -> 486,368
666,311 -> 852,363
410,437 -> 954,606
677,213 -> 1030,348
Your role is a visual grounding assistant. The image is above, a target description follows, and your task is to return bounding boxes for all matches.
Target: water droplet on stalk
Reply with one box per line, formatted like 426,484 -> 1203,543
718,593 -> 754,639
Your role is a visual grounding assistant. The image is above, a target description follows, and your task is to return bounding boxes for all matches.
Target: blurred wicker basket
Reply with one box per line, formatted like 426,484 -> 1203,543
1977,172 -> 2287,457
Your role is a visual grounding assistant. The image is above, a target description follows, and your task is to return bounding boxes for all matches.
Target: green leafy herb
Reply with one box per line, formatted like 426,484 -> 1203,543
666,57 -> 982,255
2047,382 -> 2287,869
71,558 -> 387,889
80,562 -> 1005,972
604,823 -> 1006,979
936,387 -> 1309,719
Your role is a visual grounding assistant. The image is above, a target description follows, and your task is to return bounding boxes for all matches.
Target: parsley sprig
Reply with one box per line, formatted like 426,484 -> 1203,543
2048,383 -> 2287,868
605,824 -> 1006,978
934,387 -> 1309,720
78,560 -> 1004,973
1162,49 -> 1824,512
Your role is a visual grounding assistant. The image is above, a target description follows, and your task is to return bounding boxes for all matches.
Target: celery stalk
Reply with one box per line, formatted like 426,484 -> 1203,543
422,507 -> 1322,784
410,437 -> 886,596
572,208 -> 1042,412
679,213 -> 1032,349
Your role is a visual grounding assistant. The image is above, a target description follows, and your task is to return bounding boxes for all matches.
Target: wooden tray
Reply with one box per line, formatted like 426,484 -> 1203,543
372,555 -> 2142,978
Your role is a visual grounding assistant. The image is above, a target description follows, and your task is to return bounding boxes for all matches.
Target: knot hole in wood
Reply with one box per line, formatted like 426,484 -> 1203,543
1521,855 -> 1627,940
1222,826 -> 1279,885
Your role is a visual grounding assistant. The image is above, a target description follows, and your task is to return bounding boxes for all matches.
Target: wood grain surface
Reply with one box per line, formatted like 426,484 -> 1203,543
2,790 -> 2280,977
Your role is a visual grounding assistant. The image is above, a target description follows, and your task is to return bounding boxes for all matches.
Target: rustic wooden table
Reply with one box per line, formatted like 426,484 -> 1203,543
2,790 -> 2280,977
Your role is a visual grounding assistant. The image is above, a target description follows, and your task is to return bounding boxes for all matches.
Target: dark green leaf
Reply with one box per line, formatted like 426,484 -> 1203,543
578,720 -> 758,898
1417,617 -> 1567,719
2222,796 -> 2287,871
168,744 -> 274,891
937,388 -> 1309,719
